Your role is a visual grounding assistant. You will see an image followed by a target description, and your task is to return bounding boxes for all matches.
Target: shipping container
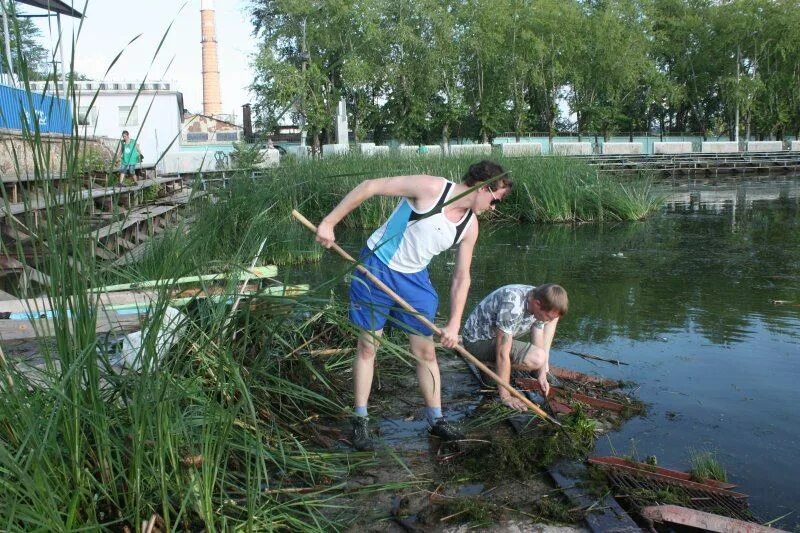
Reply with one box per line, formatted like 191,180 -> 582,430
0,84 -> 73,134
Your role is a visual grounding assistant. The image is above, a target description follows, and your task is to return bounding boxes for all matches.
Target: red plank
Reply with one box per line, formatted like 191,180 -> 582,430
641,505 -> 785,533
589,456 -> 737,490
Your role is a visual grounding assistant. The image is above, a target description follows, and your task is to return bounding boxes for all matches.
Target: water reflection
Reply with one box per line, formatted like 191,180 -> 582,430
431,183 -> 800,347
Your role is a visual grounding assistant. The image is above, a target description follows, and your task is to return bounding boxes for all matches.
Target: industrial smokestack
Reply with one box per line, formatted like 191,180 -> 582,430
201,0 -> 222,116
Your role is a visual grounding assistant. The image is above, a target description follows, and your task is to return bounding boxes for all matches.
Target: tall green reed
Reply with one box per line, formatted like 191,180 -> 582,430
0,8 -> 392,532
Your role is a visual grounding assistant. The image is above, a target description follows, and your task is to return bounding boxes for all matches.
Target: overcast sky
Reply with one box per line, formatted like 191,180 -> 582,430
29,0 -> 257,121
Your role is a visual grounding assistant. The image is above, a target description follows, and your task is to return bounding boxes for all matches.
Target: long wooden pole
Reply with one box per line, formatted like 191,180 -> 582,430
292,209 -> 560,426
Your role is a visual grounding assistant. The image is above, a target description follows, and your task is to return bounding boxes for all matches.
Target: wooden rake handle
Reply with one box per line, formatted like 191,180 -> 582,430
291,209 -> 561,427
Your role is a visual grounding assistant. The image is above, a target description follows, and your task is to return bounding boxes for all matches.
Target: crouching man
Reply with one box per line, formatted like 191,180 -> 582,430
461,284 -> 568,410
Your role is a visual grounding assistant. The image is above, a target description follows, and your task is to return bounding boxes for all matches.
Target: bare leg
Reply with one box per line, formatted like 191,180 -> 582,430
409,334 -> 441,408
353,329 -> 382,407
517,345 -> 547,373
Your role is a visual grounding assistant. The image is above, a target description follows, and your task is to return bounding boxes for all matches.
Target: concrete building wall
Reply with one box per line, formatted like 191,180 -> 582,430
181,114 -> 241,145
701,141 -> 739,153
398,145 -> 443,156
602,142 -> 643,155
552,142 -> 592,155
653,142 -> 692,154
747,141 -> 783,152
322,144 -> 349,157
500,143 -> 542,157
359,143 -> 389,156
75,91 -> 182,169
449,144 -> 491,156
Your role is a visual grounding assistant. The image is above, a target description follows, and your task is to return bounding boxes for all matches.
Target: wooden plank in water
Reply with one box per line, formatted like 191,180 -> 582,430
641,505 -> 783,533
0,312 -> 142,341
588,458 -> 748,499
589,456 -> 737,490
515,377 -> 627,413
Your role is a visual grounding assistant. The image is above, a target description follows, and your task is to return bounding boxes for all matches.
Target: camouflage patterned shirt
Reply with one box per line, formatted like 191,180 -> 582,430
462,285 -> 537,343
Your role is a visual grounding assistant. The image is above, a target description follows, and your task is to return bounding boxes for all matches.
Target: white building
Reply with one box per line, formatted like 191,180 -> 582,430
29,80 -> 184,171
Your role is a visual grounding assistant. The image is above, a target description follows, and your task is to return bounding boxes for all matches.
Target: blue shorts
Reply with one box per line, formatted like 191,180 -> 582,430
120,164 -> 137,175
349,248 -> 438,336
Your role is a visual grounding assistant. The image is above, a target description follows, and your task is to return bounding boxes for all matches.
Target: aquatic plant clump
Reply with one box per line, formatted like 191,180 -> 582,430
689,450 -> 728,483
443,405 -> 598,483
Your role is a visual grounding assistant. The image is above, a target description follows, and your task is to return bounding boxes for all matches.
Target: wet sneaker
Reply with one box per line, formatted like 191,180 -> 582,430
428,418 -> 465,441
350,416 -> 374,451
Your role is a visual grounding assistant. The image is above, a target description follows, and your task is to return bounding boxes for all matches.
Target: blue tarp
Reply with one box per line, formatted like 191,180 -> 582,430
0,84 -> 73,134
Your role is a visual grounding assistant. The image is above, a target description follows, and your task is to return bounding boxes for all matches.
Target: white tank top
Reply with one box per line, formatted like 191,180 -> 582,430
366,179 -> 475,273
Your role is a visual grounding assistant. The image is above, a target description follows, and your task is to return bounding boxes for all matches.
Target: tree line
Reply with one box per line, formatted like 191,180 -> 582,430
249,0 -> 800,149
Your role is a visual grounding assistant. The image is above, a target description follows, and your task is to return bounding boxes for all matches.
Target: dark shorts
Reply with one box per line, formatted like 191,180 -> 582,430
348,248 -> 437,336
120,164 -> 137,175
463,337 -> 532,365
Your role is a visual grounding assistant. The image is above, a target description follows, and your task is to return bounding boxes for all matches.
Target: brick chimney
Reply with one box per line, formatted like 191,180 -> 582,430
201,0 -> 222,116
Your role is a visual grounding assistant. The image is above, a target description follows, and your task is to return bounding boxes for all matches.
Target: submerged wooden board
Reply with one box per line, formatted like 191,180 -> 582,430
0,313 -> 142,340
549,461 -> 641,533
0,285 -> 308,341
641,505 -> 785,533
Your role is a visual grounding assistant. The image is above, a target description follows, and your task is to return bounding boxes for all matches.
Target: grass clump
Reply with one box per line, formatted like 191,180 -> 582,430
689,450 -> 728,483
444,405 -> 598,482
432,496 -> 498,528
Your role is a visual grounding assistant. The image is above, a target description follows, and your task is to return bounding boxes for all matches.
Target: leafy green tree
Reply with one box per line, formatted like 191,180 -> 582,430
569,0 -> 652,139
648,0 -> 727,137
458,0 -> 511,143
525,0 -> 581,141
0,11 -> 50,80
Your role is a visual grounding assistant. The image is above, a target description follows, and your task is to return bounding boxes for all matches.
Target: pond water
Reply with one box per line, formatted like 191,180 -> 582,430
285,177 -> 800,527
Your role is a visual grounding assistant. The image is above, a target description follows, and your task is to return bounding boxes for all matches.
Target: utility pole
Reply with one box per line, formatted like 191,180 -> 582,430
734,45 -> 740,143
1,0 -> 14,86
299,17 -> 308,151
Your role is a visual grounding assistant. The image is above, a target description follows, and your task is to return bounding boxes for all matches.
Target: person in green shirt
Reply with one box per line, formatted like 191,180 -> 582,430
119,130 -> 143,183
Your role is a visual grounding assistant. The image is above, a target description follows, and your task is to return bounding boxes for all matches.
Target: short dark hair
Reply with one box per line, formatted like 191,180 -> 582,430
530,284 -> 569,316
462,160 -> 512,190
122,130 -> 130,136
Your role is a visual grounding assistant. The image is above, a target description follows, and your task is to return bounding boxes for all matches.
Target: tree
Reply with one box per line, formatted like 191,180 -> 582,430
250,0 -> 360,152
568,0 -> 653,140
0,8 -> 50,80
458,0 -> 511,143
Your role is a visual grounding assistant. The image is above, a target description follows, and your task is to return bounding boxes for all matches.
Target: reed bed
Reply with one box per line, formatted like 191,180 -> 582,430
130,153 -> 662,273
255,152 -> 662,226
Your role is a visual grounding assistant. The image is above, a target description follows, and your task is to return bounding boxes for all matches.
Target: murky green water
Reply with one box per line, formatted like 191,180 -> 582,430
286,178 -> 800,526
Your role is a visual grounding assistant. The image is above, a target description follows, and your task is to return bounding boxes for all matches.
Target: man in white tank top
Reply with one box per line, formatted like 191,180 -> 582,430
316,160 -> 512,450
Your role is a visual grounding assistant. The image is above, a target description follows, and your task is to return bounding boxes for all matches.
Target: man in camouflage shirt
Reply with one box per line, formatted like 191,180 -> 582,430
462,284 -> 568,410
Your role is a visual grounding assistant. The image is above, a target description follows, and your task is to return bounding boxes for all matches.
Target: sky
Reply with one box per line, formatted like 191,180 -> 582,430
29,0 -> 257,122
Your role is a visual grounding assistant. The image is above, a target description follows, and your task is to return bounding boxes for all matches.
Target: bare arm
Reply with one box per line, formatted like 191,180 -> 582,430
531,317 -> 560,395
439,222 -> 477,347
315,175 -> 442,247
495,327 -> 526,410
